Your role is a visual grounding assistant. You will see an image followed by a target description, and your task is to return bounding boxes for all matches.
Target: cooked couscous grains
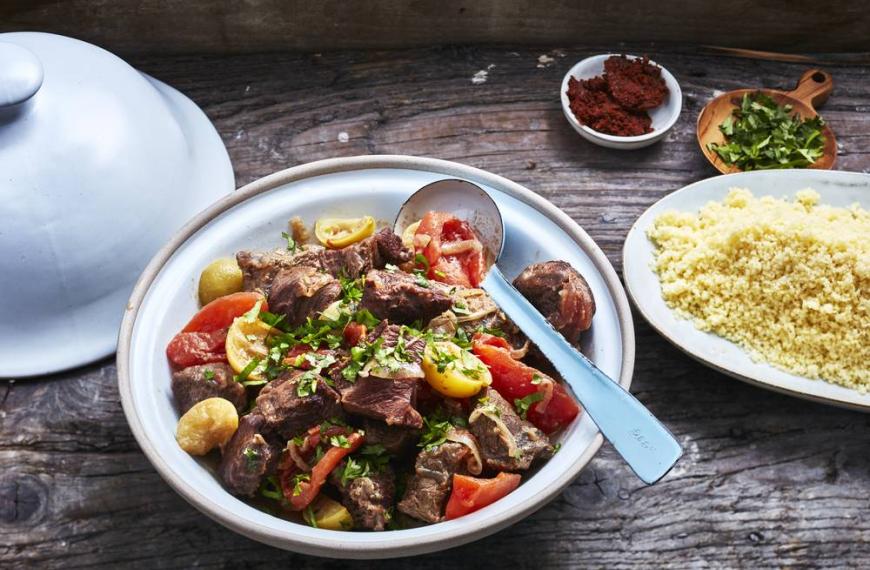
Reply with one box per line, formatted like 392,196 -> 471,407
648,188 -> 869,389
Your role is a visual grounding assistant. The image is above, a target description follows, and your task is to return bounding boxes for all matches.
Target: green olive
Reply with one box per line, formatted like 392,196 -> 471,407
198,258 -> 244,306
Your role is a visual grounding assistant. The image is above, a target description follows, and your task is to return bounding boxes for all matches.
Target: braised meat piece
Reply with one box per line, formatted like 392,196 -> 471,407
512,261 -> 595,344
362,418 -> 420,455
469,388 -> 553,472
218,413 -> 279,497
236,249 -> 298,295
360,270 -> 452,325
341,376 -> 423,428
293,228 -> 413,278
269,266 -> 342,327
397,442 -> 468,523
255,370 -> 343,439
331,467 -> 397,531
171,362 -> 246,414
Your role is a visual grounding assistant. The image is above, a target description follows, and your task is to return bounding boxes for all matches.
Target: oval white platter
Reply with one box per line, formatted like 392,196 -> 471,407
623,169 -> 869,411
118,155 -> 635,558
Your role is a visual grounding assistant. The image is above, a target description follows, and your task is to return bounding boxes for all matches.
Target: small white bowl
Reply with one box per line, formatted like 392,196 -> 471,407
560,53 -> 682,150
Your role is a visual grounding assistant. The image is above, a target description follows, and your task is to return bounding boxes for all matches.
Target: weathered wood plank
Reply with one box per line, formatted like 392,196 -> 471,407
1,1 -> 869,54
1,46 -> 869,568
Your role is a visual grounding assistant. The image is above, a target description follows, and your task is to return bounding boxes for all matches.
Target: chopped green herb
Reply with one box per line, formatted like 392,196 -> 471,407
241,299 -> 264,323
202,369 -> 216,382
296,370 -> 320,397
413,270 -> 430,289
434,269 -> 447,279
291,473 -> 310,496
258,475 -> 283,501
476,396 -> 501,417
242,446 -> 260,471
707,92 -> 826,171
451,302 -> 471,316
339,444 -> 391,486
233,358 -> 261,383
531,374 -> 543,385
418,409 -> 467,451
354,309 -> 380,328
553,442 -> 562,454
281,231 -> 297,253
339,275 -> 364,303
329,434 -> 351,449
514,392 -> 545,419
305,505 -> 318,528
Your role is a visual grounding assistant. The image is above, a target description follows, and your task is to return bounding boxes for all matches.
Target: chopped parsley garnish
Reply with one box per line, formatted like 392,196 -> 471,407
305,505 -> 318,528
339,274 -> 364,303
296,369 -> 320,397
233,358 -> 261,383
451,302 -> 471,316
418,409 -> 467,451
242,446 -> 260,471
476,396 -> 501,417
258,475 -> 283,501
342,338 -> 383,383
531,374 -> 543,385
202,369 -> 215,382
413,270 -> 430,289
553,442 -> 562,454
414,253 -> 430,271
429,343 -> 458,374
354,309 -> 380,328
290,473 -> 310,496
328,434 -> 351,449
707,92 -> 826,171
281,231 -> 297,253
514,392 -> 545,419
339,444 -> 391,486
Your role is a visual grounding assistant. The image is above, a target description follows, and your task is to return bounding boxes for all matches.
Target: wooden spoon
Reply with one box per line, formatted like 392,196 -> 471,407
697,69 -> 837,174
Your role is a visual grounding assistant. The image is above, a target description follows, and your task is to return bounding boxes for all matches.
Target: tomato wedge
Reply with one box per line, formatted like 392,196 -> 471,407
471,333 -> 580,434
445,472 -> 521,520
415,211 -> 486,287
166,329 -> 228,368
281,431 -> 364,511
181,292 -> 266,333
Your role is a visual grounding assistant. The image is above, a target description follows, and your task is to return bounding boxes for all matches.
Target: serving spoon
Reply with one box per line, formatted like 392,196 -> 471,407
697,68 -> 837,174
395,179 -> 682,484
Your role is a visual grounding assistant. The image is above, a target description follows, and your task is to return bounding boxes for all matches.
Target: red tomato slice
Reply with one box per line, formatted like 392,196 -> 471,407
166,329 -> 229,368
415,211 -> 485,287
181,292 -> 267,333
471,333 -> 580,434
445,472 -> 521,520
281,431 -> 364,511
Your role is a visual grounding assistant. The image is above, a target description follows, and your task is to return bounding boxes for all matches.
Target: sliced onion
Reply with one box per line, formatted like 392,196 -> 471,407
469,408 -> 519,460
413,233 -> 431,250
285,439 -> 311,472
533,374 -> 555,415
446,427 -> 483,475
509,341 -> 530,360
402,220 -> 422,250
426,311 -> 458,336
441,239 -> 482,256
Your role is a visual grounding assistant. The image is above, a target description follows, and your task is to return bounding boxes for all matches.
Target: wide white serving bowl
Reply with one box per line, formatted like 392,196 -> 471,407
560,54 -> 682,150
118,155 -> 635,558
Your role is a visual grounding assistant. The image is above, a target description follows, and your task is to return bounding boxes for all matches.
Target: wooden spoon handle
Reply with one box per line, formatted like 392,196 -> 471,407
788,69 -> 833,110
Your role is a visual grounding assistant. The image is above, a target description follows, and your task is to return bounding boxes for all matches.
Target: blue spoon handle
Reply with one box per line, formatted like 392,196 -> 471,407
481,265 -> 682,484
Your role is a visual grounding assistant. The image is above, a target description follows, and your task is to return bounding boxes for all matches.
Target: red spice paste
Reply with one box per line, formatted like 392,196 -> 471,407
566,55 -> 669,137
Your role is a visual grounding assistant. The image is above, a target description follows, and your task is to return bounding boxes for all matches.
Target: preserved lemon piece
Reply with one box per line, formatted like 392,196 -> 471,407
303,495 -> 354,530
176,397 -> 239,455
401,220 -> 421,250
198,258 -> 244,306
314,216 -> 376,249
422,341 -> 492,398
226,313 -> 274,382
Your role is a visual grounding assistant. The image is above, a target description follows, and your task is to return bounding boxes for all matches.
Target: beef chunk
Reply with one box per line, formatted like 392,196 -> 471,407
269,266 -> 342,327
292,228 -> 412,278
236,249 -> 298,295
255,370 -> 343,439
512,260 -> 596,344
218,414 -> 279,497
360,270 -> 452,325
341,376 -> 423,428
469,388 -> 553,472
171,363 -> 246,414
362,418 -> 420,455
397,442 -> 468,523
333,468 -> 396,531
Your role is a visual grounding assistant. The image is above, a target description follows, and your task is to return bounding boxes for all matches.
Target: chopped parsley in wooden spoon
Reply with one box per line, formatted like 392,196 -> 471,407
708,92 -> 826,171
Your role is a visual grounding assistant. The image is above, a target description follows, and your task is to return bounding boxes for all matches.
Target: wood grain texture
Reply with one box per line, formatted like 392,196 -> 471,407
2,45 -> 870,569
1,1 -> 869,54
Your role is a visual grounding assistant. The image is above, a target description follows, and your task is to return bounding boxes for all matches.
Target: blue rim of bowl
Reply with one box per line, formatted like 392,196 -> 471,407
560,53 -> 683,143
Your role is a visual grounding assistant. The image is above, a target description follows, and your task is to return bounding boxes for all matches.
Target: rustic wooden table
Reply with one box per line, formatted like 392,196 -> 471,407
2,45 -> 868,569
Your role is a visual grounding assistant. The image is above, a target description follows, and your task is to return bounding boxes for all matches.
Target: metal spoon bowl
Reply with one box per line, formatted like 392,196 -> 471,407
395,178 -> 683,484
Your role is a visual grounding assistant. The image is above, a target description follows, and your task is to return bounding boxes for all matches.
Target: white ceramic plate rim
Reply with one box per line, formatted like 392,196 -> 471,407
117,155 -> 636,558
623,169 -> 869,411
559,53 -> 683,143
